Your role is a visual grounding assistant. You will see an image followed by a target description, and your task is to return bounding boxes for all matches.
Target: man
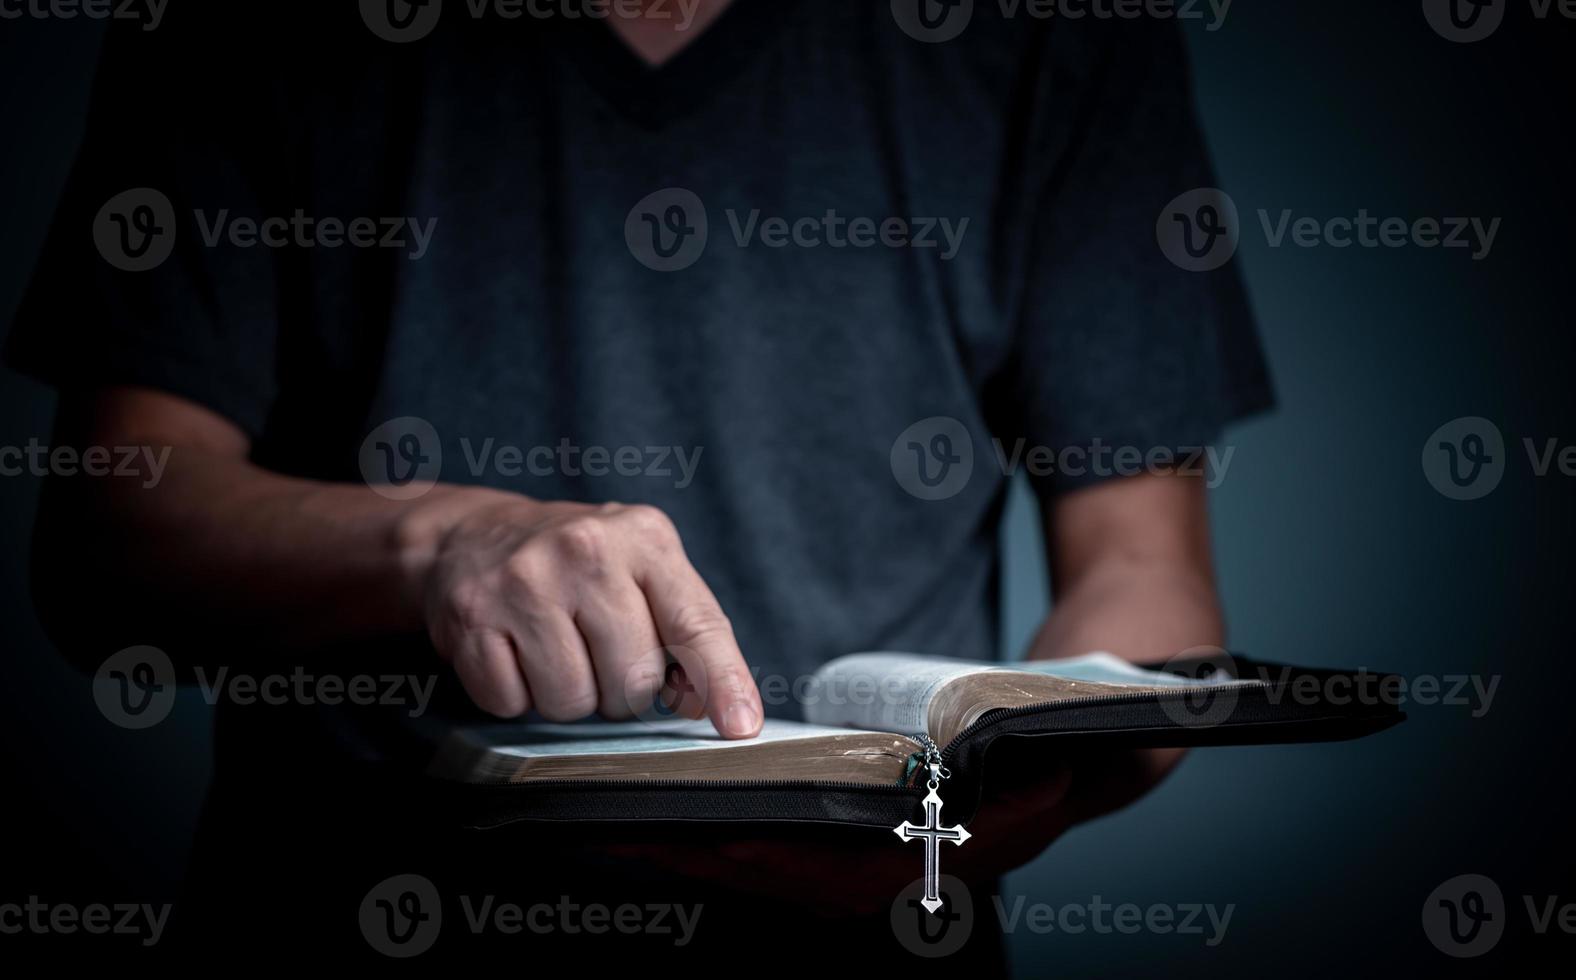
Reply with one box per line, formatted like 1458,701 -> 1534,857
11,0 -> 1270,964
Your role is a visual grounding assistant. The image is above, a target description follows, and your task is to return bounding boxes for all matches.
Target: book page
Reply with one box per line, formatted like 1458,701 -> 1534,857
430,717 -> 920,784
802,652 -> 999,734
802,651 -> 1245,738
1013,652 -> 1234,686
477,718 -> 865,759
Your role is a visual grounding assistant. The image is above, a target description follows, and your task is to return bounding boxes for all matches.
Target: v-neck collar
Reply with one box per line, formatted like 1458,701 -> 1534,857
557,0 -> 785,129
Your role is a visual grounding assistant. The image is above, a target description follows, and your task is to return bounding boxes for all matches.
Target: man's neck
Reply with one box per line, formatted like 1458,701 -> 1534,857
605,0 -> 735,67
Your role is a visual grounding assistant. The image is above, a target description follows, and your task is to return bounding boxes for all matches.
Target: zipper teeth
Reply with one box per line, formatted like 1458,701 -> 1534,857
936,683 -> 1267,763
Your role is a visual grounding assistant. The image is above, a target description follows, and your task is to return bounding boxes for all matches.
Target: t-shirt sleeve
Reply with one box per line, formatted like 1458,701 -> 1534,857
6,14 -> 287,438
998,20 -> 1273,495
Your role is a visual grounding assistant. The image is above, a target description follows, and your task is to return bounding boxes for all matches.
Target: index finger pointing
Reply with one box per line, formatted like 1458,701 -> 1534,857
637,560 -> 762,740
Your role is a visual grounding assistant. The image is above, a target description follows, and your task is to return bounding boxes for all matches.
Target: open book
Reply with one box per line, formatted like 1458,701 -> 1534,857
428,650 -> 1403,915
431,651 -> 1395,789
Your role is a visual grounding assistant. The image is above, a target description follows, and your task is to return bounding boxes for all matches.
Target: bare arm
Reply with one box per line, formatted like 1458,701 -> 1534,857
33,386 -> 763,736
1015,469 -> 1225,824
1031,469 -> 1224,663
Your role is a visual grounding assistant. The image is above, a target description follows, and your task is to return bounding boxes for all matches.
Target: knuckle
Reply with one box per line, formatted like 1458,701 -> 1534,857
442,581 -> 491,629
548,517 -> 610,566
481,689 -> 529,719
537,683 -> 600,723
605,654 -> 665,709
596,689 -> 638,720
706,662 -> 755,702
505,541 -> 549,578
458,659 -> 528,718
667,603 -> 735,648
624,503 -> 676,536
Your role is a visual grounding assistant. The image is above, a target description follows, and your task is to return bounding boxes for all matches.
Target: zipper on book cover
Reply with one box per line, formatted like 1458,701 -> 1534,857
935,685 -> 1268,765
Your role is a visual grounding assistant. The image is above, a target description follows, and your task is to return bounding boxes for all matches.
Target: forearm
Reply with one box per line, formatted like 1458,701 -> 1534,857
26,386 -> 744,731
1029,472 -> 1224,664
34,447 -> 502,656
1027,554 -> 1224,663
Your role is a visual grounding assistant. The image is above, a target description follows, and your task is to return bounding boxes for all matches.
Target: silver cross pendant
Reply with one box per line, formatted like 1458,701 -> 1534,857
893,771 -> 971,913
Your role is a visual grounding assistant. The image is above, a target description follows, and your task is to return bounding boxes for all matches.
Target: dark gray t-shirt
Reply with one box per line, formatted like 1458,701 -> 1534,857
10,2 -> 1270,731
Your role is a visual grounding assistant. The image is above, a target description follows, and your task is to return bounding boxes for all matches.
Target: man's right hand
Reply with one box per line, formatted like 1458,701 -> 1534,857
400,489 -> 763,738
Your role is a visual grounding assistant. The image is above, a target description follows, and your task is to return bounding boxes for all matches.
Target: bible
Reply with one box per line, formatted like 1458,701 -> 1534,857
428,650 -> 1402,914
431,650 -> 1402,821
